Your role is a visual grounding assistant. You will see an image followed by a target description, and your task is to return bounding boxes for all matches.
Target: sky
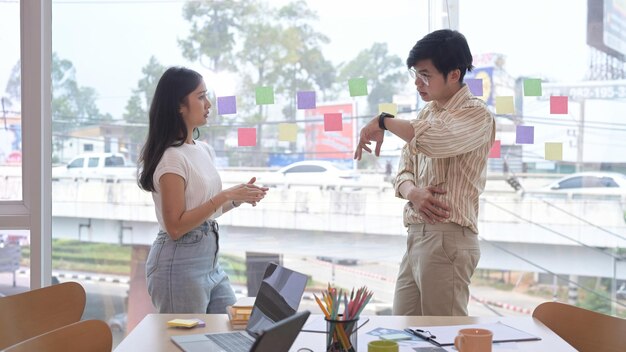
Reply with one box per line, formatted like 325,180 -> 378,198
0,0 -> 589,118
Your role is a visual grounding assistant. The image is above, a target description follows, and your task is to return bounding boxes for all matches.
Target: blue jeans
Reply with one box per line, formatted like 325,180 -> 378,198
146,220 -> 236,313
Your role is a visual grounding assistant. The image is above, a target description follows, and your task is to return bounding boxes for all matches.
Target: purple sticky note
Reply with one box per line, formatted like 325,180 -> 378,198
217,96 -> 237,115
324,113 -> 343,131
466,79 -> 483,96
297,91 -> 316,109
238,128 -> 256,147
516,126 -> 534,144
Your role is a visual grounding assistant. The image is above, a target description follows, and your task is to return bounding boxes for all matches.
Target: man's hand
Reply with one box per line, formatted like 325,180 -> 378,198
354,116 -> 385,160
407,186 -> 450,224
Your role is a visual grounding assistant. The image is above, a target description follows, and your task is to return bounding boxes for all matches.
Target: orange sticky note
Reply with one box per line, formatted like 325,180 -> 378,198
495,96 -> 514,114
238,128 -> 256,146
545,142 -> 563,161
550,96 -> 568,114
488,140 -> 501,158
324,113 -> 343,131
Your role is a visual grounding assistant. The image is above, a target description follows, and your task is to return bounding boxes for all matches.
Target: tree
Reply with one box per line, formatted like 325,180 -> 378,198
123,56 -> 166,160
338,43 -> 406,115
178,0 -> 255,72
5,54 -> 111,159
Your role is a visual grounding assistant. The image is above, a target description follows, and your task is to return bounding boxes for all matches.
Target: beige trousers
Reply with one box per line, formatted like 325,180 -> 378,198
392,222 -> 480,316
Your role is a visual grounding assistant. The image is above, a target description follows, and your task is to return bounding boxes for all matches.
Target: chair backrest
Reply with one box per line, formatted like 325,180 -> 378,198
3,319 -> 112,352
532,301 -> 626,352
0,281 -> 86,350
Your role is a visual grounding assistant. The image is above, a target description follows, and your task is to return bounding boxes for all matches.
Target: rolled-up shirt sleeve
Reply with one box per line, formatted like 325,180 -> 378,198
408,104 -> 493,158
394,144 -> 415,199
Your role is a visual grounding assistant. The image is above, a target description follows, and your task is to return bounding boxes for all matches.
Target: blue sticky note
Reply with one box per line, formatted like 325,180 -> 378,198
297,91 -> 316,109
516,126 -> 534,144
466,79 -> 483,96
217,96 -> 236,115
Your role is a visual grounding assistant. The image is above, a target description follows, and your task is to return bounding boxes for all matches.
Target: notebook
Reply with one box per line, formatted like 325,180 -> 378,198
171,263 -> 309,352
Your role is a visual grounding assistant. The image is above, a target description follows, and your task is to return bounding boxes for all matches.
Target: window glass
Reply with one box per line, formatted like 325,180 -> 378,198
0,230 -> 31,292
39,2 -> 626,348
0,0 -> 22,201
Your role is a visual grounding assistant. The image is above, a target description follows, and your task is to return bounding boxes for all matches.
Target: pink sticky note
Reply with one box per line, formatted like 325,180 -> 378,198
550,96 -> 568,114
489,140 -> 501,158
324,113 -> 343,131
238,128 -> 256,146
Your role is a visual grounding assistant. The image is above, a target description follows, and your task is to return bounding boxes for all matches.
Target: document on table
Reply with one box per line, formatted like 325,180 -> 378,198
407,322 -> 541,346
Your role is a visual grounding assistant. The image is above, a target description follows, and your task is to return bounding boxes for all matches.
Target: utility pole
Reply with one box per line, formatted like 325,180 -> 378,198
576,100 -> 585,172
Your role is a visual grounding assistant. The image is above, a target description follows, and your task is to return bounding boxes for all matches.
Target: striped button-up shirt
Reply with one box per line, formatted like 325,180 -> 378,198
394,84 -> 495,233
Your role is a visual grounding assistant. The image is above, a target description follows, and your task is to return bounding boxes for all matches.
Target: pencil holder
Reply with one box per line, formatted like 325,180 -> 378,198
325,315 -> 358,352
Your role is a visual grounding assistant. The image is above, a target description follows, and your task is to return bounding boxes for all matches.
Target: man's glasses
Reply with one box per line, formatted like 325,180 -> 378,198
408,67 -> 430,86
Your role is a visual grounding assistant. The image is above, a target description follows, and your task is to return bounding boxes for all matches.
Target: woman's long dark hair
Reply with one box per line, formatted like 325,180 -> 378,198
137,67 -> 203,192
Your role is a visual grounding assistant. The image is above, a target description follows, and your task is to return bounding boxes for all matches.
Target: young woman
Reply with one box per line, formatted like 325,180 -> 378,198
138,67 -> 268,313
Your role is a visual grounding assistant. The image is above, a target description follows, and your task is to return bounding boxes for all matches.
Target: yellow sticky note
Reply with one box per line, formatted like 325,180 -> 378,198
495,96 -> 514,114
378,103 -> 398,116
167,319 -> 199,328
278,123 -> 297,142
545,142 -> 563,161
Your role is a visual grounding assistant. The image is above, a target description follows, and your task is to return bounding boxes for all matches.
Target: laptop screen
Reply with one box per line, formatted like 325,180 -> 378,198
246,263 -> 308,335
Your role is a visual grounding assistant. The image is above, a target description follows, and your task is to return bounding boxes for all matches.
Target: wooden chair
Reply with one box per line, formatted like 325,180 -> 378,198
4,319 -> 112,352
532,301 -> 626,352
0,281 -> 86,350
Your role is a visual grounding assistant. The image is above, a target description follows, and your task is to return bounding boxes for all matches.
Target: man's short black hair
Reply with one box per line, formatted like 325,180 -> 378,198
406,29 -> 474,83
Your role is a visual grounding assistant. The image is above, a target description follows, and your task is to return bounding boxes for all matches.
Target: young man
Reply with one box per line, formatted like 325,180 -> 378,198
354,29 -> 495,316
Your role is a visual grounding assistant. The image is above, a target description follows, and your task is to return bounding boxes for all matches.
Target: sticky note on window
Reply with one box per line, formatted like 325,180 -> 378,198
255,86 -> 274,105
516,126 -> 534,144
348,78 -> 368,97
378,103 -> 398,116
495,96 -> 514,114
466,78 -> 483,96
217,96 -> 237,115
297,91 -> 316,109
488,140 -> 501,158
278,123 -> 297,142
324,113 -> 343,131
523,78 -> 542,96
545,142 -> 563,161
550,96 -> 568,114
238,128 -> 256,146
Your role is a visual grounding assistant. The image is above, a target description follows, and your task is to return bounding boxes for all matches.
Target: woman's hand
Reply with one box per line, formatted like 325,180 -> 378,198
225,177 -> 268,207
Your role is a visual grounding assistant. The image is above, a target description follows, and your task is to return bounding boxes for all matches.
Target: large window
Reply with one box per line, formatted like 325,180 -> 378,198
2,0 -> 626,349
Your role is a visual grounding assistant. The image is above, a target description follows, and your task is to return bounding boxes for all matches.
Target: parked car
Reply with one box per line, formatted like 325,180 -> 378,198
258,160 -> 360,190
542,172 -> 626,197
52,152 -> 136,179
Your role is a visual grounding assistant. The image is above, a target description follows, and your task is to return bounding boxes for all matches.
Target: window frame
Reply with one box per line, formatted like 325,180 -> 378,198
0,1 -> 53,289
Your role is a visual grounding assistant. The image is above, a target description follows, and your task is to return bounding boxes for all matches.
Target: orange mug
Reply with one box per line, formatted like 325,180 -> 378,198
454,328 -> 493,352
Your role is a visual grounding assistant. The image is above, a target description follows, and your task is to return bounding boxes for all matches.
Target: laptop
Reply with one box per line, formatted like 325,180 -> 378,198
172,263 -> 309,352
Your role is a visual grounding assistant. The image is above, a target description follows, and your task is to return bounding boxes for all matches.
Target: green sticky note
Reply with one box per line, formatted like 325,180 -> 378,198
545,142 -> 563,161
278,123 -> 297,142
348,77 -> 368,97
495,96 -> 514,114
255,86 -> 274,105
378,103 -> 398,116
523,78 -> 542,96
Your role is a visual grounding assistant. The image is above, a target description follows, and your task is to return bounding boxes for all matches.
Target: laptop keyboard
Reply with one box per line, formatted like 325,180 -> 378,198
205,332 -> 253,352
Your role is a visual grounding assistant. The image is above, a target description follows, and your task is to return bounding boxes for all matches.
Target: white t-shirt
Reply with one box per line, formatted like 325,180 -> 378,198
152,141 -> 223,231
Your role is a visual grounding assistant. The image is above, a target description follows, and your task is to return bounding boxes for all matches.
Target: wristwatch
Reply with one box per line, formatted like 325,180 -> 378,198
378,112 -> 395,130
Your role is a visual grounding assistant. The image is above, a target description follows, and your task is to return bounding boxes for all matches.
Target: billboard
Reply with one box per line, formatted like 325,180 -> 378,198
587,0 -> 626,59
304,103 -> 354,162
